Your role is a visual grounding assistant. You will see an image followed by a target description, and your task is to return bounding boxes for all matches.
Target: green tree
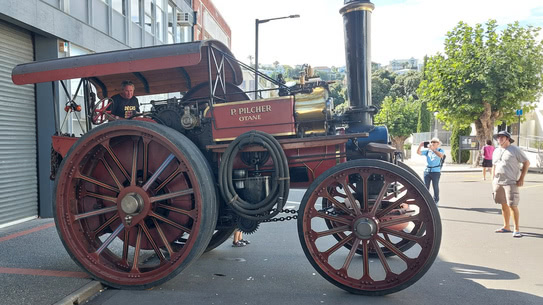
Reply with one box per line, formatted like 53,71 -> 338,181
419,20 -> 543,146
417,101 -> 432,132
329,83 -> 346,108
374,96 -> 419,151
417,56 -> 432,132
451,125 -> 472,163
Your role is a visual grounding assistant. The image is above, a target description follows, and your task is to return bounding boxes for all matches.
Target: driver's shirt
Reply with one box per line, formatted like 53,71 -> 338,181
109,94 -> 140,118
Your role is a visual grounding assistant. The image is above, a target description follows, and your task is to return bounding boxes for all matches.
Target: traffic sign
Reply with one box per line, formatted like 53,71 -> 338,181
516,109 -> 523,116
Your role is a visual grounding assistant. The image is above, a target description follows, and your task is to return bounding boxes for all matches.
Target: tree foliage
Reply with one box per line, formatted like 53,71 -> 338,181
419,20 -> 543,146
374,96 -> 419,151
451,125 -> 472,163
417,101 -> 432,132
329,83 -> 346,108
372,69 -> 422,111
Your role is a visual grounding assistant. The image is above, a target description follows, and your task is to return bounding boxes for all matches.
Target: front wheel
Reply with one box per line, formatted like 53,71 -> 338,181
298,159 -> 441,295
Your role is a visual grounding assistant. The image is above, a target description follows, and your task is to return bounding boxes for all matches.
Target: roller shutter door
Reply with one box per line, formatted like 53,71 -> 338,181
0,20 -> 37,226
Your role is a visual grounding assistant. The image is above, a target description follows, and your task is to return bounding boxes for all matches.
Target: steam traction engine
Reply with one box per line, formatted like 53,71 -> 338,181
11,0 -> 440,295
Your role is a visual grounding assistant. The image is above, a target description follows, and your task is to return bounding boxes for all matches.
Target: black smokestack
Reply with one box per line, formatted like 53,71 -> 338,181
340,0 -> 374,126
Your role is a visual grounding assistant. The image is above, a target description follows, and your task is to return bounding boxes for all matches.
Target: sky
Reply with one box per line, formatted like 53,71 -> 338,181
212,0 -> 543,67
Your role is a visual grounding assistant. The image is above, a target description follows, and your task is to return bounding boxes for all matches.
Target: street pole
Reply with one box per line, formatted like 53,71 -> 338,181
255,19 -> 259,100
254,14 -> 300,100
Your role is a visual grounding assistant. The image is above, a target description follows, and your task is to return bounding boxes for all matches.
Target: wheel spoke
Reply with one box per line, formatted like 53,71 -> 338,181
370,181 -> 390,216
370,239 -> 392,274
130,139 -> 139,186
76,173 -> 120,193
92,214 -> 120,237
341,237 -> 361,270
380,227 -> 422,242
315,225 -> 350,238
150,212 -> 191,234
323,193 -> 354,217
341,177 -> 361,216
150,189 -> 194,203
157,203 -> 196,219
315,211 -> 352,225
153,166 -> 182,194
103,141 -> 130,182
83,191 -> 117,203
379,214 -> 420,229
142,139 -> 149,182
375,235 -> 411,263
142,153 -> 176,191
131,226 -> 143,272
324,233 -> 354,257
74,206 -> 118,221
96,223 -> 124,255
140,222 -> 166,262
151,218 -> 174,257
100,158 -> 124,191
360,174 -> 369,212
375,193 -> 410,218
122,229 -> 130,262
361,239 -> 370,279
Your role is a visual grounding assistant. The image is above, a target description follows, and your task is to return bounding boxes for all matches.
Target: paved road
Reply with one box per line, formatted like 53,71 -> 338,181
80,172 -> 543,305
1,171 -> 541,305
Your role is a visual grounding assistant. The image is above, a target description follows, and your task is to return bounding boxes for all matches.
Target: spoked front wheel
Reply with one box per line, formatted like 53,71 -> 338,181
298,159 -> 441,295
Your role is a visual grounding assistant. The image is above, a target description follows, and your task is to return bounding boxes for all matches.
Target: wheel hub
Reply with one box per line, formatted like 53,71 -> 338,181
353,218 -> 377,239
121,192 -> 145,214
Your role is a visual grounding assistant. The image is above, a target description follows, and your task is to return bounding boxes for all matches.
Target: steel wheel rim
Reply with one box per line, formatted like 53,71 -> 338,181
55,123 -> 208,287
299,161 -> 440,294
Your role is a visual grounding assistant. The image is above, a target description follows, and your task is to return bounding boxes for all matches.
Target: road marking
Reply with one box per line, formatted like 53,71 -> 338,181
0,267 -> 89,278
0,222 -> 55,243
286,201 -> 300,205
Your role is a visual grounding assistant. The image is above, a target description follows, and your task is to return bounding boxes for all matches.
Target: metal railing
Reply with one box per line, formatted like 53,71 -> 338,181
412,131 -> 452,146
519,135 -> 543,153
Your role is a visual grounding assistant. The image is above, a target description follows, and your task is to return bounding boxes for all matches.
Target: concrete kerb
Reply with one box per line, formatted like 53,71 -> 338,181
53,281 -> 104,305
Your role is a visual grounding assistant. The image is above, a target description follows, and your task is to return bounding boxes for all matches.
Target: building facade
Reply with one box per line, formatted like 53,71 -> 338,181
0,0 -> 231,227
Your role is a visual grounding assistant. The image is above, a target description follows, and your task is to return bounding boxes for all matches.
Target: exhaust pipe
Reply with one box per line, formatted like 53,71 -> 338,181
340,0 -> 374,127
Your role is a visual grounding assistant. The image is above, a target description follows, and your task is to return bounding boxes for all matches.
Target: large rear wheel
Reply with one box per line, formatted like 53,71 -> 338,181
298,159 -> 441,295
54,120 -> 217,289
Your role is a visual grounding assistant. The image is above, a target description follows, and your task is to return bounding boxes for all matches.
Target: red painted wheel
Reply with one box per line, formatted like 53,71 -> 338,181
54,120 -> 217,289
298,159 -> 441,295
91,97 -> 113,125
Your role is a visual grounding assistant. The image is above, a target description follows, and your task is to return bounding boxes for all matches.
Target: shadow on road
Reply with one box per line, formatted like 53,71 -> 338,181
439,205 -> 501,214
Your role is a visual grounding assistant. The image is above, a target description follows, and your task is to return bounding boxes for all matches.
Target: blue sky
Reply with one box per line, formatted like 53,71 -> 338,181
213,0 -> 543,67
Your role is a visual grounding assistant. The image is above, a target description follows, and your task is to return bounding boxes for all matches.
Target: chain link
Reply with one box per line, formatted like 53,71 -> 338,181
261,208 -> 298,223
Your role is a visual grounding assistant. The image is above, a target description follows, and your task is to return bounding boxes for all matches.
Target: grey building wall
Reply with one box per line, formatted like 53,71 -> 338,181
0,0 -> 197,220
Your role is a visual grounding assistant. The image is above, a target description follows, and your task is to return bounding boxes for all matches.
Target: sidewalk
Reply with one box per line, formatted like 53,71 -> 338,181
404,153 -> 543,175
0,218 -> 102,305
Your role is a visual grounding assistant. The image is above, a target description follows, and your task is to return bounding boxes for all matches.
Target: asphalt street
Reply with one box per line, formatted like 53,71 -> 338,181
1,170 -> 542,305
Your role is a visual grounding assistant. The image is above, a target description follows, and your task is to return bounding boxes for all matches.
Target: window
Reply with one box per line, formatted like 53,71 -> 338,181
144,0 -> 153,33
167,4 -> 174,43
131,0 -> 140,24
155,0 -> 165,40
112,0 -> 126,15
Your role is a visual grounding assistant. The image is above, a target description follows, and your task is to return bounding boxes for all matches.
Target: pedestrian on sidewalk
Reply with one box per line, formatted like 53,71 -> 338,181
492,131 -> 530,238
417,137 -> 445,204
481,139 -> 495,180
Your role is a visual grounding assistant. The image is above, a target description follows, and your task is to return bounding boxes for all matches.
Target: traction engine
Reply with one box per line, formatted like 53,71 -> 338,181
11,0 -> 441,296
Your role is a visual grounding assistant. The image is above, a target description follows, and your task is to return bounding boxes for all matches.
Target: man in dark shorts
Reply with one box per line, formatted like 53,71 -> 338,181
108,80 -> 140,119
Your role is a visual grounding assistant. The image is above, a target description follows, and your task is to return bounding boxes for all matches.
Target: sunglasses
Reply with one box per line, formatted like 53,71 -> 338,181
431,141 -> 439,143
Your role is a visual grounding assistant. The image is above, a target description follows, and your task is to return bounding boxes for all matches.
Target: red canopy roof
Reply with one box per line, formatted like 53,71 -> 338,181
12,40 -> 243,98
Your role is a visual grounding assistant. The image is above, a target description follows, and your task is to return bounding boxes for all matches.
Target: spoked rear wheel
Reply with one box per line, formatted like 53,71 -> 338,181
54,120 -> 217,289
298,159 -> 441,295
